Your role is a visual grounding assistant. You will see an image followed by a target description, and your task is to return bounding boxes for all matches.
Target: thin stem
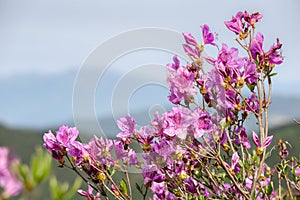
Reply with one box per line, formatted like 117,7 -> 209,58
235,38 -> 248,51
266,76 -> 272,108
90,162 -> 128,200
240,142 -> 246,181
294,119 -> 300,125
142,186 -> 149,200
65,155 -> 99,192
204,165 -> 219,188
278,171 -> 282,200
225,129 -> 236,154
102,182 -> 123,200
285,177 -> 294,199
218,155 -> 250,199
124,167 -> 132,200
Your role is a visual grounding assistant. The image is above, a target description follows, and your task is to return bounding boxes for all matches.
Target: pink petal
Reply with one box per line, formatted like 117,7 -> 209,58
183,44 -> 198,58
231,152 -> 239,168
252,131 -> 260,147
182,32 -> 198,46
262,135 -> 273,149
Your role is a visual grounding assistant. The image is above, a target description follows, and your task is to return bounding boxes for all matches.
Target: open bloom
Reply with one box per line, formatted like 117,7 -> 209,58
201,24 -> 216,45
251,32 -> 283,65
267,38 -> 283,65
78,185 -> 100,200
224,11 -> 244,35
43,130 -> 61,151
252,131 -> 273,155
250,32 -> 264,61
244,11 -> 263,28
56,125 -> 79,148
116,115 -> 136,138
225,152 -> 240,174
167,56 -> 196,104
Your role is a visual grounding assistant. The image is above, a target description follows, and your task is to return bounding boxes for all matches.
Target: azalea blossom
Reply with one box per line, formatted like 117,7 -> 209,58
224,152 -> 240,174
201,24 -> 216,46
116,115 -> 136,138
224,11 -> 244,35
78,185 -> 100,200
252,131 -> 273,155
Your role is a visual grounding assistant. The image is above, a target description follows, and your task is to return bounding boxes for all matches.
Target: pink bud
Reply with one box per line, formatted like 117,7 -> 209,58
183,44 -> 199,58
182,32 -> 198,46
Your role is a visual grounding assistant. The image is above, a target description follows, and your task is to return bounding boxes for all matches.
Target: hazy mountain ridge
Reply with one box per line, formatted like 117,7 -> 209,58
1,69 -> 299,131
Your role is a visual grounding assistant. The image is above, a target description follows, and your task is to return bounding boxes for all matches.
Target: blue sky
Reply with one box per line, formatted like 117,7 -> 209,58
0,1 -> 299,129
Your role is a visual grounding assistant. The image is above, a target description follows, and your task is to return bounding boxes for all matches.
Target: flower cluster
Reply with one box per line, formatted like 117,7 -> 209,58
42,11 -> 300,200
43,124 -> 138,199
0,147 -> 23,198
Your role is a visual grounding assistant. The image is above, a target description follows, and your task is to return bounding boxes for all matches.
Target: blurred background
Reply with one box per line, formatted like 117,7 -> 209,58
1,0 -> 300,131
0,0 -> 300,199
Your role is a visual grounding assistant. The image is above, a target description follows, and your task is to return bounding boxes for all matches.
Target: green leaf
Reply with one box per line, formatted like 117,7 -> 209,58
221,122 -> 230,131
120,178 -> 128,195
269,72 -> 278,77
18,164 -> 34,190
291,166 -> 296,181
108,166 -> 116,176
50,176 -> 71,200
64,177 -> 82,200
50,176 -> 61,200
31,147 -> 52,184
18,163 -> 28,183
135,183 -> 143,194
199,194 -> 205,200
246,83 -> 255,92
218,172 -> 226,181
266,182 -> 273,195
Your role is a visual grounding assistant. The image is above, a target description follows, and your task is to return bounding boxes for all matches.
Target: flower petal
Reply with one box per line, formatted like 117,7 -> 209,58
231,152 -> 239,169
252,131 -> 260,147
262,135 -> 273,149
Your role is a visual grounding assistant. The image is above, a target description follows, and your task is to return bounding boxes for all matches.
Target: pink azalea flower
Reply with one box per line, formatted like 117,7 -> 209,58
224,11 -> 244,35
167,56 -> 196,104
251,33 -> 283,65
182,44 -> 200,58
56,125 -> 79,148
67,141 -> 89,165
245,93 -> 260,113
250,32 -> 265,61
0,147 -> 23,198
116,115 -> 136,138
43,130 -> 61,151
244,11 -> 263,28
201,24 -> 216,45
267,38 -> 283,65
252,131 -> 273,150
225,152 -> 240,174
78,185 -> 100,200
